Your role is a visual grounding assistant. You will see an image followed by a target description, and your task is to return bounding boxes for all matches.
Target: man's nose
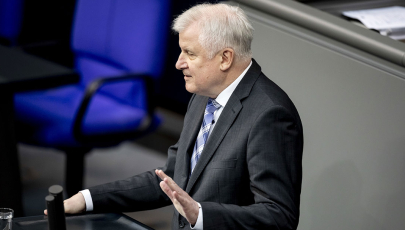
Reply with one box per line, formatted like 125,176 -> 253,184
175,55 -> 187,70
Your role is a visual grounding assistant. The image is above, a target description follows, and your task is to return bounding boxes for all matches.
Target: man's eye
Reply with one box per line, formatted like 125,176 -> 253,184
187,53 -> 196,60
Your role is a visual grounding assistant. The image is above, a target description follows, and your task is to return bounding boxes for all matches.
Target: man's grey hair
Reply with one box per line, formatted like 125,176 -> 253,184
172,3 -> 254,61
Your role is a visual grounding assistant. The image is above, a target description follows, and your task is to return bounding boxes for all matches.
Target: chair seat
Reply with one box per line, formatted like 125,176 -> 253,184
14,85 -> 155,147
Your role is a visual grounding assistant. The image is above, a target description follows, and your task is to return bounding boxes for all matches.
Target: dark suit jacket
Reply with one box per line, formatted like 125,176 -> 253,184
89,59 -> 303,230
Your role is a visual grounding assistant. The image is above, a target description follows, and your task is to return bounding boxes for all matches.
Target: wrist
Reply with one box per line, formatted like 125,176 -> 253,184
190,202 -> 203,229
191,202 -> 201,226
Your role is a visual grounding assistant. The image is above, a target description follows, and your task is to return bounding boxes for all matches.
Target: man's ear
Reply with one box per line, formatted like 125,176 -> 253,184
220,48 -> 234,71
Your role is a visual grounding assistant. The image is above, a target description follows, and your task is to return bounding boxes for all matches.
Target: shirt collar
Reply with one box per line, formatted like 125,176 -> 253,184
214,61 -> 252,108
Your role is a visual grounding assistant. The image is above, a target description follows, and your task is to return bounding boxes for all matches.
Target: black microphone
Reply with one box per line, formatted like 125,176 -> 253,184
45,195 -> 57,230
46,185 -> 66,230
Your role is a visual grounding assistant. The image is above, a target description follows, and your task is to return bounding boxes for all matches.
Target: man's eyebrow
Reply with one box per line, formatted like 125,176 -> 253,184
182,48 -> 194,54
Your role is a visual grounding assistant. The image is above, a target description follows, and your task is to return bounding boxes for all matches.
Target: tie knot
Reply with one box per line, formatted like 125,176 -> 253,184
206,98 -> 221,114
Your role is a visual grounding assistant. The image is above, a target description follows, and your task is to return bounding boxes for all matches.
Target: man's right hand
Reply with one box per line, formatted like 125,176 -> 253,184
44,192 -> 86,215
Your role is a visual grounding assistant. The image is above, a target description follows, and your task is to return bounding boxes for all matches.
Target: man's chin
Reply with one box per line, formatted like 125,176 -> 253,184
185,84 -> 196,94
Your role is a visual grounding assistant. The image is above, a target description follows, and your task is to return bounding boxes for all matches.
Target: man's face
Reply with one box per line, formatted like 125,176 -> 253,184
175,25 -> 224,98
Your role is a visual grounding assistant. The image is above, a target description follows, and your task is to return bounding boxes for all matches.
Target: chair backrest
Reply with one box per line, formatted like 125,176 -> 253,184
71,0 -> 170,86
0,0 -> 24,45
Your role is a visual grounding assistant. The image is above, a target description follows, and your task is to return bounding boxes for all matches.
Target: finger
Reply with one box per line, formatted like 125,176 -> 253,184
173,197 -> 181,207
63,200 -> 70,213
156,170 -> 186,199
155,169 -> 168,181
155,170 -> 182,192
159,181 -> 174,201
172,190 -> 193,210
172,190 -> 186,205
163,177 -> 183,194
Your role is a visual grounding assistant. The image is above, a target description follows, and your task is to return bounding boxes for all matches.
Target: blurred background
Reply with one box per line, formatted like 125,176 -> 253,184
2,0 -> 405,230
1,0 -> 219,229
1,0 -> 223,114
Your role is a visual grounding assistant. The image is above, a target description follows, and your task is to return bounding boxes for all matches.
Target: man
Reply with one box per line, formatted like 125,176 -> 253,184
47,3 -> 303,230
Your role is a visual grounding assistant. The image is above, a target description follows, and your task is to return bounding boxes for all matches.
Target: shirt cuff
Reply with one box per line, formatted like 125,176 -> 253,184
190,202 -> 203,229
79,189 -> 93,212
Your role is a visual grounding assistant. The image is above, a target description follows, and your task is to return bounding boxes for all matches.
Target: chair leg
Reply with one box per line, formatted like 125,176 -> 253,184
64,148 -> 90,198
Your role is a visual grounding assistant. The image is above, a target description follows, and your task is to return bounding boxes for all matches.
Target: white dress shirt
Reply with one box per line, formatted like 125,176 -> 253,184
81,61 -> 252,230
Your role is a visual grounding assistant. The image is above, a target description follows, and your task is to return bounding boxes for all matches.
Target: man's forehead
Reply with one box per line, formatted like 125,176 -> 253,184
179,22 -> 200,39
179,26 -> 200,47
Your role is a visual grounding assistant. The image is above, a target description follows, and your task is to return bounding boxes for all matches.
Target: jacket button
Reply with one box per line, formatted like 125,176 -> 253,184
179,220 -> 185,228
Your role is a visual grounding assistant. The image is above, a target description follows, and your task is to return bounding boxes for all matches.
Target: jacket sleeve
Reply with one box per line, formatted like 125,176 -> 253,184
88,141 -> 178,213
87,94 -> 199,213
201,105 -> 303,230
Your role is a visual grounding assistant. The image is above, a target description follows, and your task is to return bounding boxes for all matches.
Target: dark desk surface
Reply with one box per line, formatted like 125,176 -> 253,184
0,45 -> 79,91
13,213 -> 155,230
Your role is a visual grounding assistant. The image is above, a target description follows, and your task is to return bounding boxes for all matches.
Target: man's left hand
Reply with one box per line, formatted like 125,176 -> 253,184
155,169 -> 199,225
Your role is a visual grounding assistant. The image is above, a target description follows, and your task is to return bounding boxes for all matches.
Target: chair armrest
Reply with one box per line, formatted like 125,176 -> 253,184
73,73 -> 156,143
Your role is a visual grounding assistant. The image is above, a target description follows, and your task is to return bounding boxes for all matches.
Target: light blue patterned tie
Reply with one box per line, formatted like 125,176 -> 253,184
190,98 -> 221,174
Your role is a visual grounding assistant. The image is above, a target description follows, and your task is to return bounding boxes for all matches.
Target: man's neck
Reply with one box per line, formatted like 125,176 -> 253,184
223,59 -> 251,89
211,58 -> 252,98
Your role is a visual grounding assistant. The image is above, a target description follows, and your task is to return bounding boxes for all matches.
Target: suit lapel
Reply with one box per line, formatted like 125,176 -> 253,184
184,96 -> 208,156
186,96 -> 242,193
185,59 -> 262,193
176,96 -> 207,190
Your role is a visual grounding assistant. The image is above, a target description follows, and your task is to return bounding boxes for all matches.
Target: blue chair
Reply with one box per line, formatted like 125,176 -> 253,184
0,0 -> 24,45
14,0 -> 171,196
